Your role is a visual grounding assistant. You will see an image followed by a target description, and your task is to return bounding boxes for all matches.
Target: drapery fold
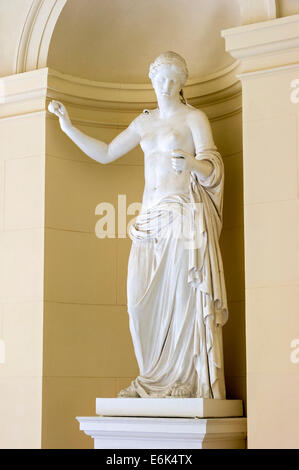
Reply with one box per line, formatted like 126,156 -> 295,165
125,149 -> 228,398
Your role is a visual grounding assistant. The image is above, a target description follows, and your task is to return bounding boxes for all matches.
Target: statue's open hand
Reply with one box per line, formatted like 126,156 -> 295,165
48,100 -> 72,133
171,149 -> 195,175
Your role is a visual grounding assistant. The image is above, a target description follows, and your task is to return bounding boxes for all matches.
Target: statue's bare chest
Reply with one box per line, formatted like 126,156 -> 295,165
137,110 -> 194,155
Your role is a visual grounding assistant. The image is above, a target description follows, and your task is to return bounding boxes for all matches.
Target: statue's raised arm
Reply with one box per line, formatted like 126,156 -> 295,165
48,100 -> 140,164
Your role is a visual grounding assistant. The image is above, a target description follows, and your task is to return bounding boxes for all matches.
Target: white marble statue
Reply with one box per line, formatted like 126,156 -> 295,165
49,51 -> 228,399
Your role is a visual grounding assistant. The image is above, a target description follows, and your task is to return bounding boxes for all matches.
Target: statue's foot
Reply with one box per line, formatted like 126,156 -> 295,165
118,383 -> 139,398
170,383 -> 193,398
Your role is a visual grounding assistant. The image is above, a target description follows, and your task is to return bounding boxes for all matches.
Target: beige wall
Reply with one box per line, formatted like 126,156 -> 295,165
0,0 -> 31,77
223,14 -> 299,449
214,113 -> 246,407
0,112 -> 45,448
42,116 -> 143,448
242,67 -> 299,449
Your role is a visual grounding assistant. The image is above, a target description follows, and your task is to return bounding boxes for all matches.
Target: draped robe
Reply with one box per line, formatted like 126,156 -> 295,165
126,149 -> 228,399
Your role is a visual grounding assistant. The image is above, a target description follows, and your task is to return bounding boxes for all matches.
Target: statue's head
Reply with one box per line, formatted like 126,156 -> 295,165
149,52 -> 188,100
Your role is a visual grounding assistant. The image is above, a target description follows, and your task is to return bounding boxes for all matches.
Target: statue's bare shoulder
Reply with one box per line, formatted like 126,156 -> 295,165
129,109 -> 159,137
185,105 -> 210,128
185,105 -> 216,151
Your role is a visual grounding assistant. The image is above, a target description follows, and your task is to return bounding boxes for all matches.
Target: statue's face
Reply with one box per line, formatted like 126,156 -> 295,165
151,64 -> 182,99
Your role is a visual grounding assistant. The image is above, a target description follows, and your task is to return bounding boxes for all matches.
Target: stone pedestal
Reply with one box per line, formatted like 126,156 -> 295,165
95,397 -> 243,418
77,398 -> 247,449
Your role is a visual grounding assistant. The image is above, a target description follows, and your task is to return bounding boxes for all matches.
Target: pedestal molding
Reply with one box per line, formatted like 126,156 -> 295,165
77,416 -> 247,449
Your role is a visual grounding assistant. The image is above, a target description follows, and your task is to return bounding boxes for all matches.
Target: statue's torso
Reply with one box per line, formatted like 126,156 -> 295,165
135,107 -> 196,210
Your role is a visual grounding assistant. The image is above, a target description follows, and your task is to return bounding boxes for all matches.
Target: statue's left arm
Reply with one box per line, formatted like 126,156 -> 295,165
171,109 -> 218,181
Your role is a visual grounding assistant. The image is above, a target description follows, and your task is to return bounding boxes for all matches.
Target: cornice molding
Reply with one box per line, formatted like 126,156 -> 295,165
46,61 -> 242,118
7,0 -> 243,123
221,14 -> 299,58
0,64 -> 242,123
237,61 -> 299,80
221,14 -> 299,75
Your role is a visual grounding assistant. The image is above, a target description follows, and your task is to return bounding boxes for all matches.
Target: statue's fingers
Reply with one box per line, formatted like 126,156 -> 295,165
53,106 -> 61,115
172,158 -> 183,168
50,100 -> 63,115
48,101 -> 56,113
173,166 -> 181,174
49,104 -> 59,117
172,153 -> 185,160
54,107 -> 64,118
51,100 -> 60,111
56,102 -> 63,112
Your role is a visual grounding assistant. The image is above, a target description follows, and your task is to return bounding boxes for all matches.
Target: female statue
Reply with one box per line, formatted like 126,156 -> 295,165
49,51 -> 228,400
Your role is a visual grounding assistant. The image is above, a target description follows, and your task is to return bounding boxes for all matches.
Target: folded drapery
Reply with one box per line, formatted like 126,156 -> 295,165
125,150 -> 228,398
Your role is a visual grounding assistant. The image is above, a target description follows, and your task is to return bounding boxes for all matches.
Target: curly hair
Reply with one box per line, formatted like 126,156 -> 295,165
148,51 -> 189,88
